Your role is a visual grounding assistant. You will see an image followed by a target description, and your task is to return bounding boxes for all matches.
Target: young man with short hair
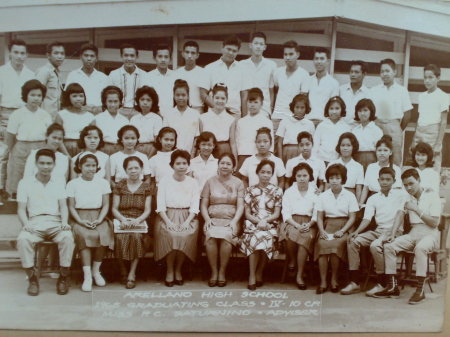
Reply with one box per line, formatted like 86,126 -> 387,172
339,60 -> 371,126
143,43 -> 175,115
307,47 -> 339,127
340,167 -> 408,296
272,40 -> 310,133
240,32 -> 277,118
16,148 -> 75,296
369,58 -> 413,166
373,168 -> 441,304
35,41 -> 65,118
410,64 -> 448,171
65,43 -> 108,114
0,39 -> 35,203
174,40 -> 205,113
200,35 -> 250,117
108,43 -> 146,119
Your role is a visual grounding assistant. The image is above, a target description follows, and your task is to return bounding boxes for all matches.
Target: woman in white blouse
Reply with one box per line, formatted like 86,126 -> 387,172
281,162 -> 318,290
315,163 -> 359,294
411,142 -> 440,193
154,150 -> 200,287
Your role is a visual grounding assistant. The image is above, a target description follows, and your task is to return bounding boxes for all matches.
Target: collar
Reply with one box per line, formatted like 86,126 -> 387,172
151,68 -> 173,77
120,65 -> 141,75
380,81 -> 398,90
344,82 -> 368,93
218,58 -> 238,68
192,155 -> 216,163
77,67 -> 98,77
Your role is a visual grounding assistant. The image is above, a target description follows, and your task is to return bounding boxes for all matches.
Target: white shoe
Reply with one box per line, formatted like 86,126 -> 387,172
93,272 -> 106,287
366,283 -> 385,297
340,282 -> 361,295
82,277 -> 93,292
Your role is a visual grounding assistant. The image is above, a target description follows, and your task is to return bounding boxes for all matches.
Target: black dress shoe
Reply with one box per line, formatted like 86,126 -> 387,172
174,279 -> 184,286
56,275 -> 69,295
208,279 -> 217,287
247,284 -> 257,291
316,286 -> 327,294
27,276 -> 39,296
331,285 -> 339,293
165,280 -> 174,287
297,283 -> 307,290
217,280 -> 227,287
255,281 -> 264,288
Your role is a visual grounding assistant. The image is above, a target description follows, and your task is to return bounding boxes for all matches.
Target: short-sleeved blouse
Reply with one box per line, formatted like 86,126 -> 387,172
244,183 -> 283,220
113,180 -> 153,218
201,175 -> 244,206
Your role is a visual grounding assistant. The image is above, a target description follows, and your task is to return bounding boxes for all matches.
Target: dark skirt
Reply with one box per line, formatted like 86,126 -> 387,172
214,141 -> 232,158
314,217 -> 349,261
102,142 -> 122,156
282,144 -> 300,164
355,151 -> 376,172
136,142 -> 155,158
154,208 -> 199,262
280,215 -> 317,254
64,139 -> 81,157
71,209 -> 114,250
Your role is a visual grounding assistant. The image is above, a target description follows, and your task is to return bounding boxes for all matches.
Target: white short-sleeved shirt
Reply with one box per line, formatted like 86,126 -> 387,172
417,88 -> 449,127
57,109 -> 95,140
0,63 -> 35,109
17,176 -> 66,218
276,116 -> 315,145
148,150 -> 173,184
156,174 -> 200,214
130,112 -> 162,143
307,73 -> 339,121
201,59 -> 250,116
142,68 -> 176,115
417,167 -> 440,193
24,150 -> 69,183
352,121 -> 384,152
364,162 -> 403,192
406,189 -> 441,225
189,155 -> 218,191
174,66 -> 205,108
282,185 -> 318,222
363,188 -> 409,231
72,151 -> 109,180
369,82 -> 413,120
6,106 -> 52,141
240,57 -> 277,117
235,113 -> 274,156
162,107 -> 200,152
108,65 -> 146,108
110,151 -> 150,182
239,153 -> 285,187
316,188 -> 359,217
65,68 -> 108,107
339,83 -> 371,125
313,118 -> 351,162
272,65 -> 310,120
285,154 -> 326,183
93,111 -> 129,144
327,158 -> 364,189
200,109 -> 234,142
66,177 -> 111,209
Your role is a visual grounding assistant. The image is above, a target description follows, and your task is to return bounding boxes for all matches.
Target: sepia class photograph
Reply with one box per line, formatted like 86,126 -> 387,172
0,0 -> 448,335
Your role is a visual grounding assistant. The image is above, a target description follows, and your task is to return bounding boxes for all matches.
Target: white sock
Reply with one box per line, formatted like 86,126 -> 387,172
83,266 -> 92,279
92,261 -> 102,275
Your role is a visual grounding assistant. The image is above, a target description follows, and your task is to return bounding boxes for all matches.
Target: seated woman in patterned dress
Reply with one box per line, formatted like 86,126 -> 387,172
111,156 -> 152,289
239,159 -> 283,291
200,153 -> 244,287
154,150 -> 200,287
314,163 -> 359,294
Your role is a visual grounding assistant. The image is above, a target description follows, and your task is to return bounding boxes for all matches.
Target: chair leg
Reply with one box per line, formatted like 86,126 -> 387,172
363,256 -> 374,291
428,278 -> 433,293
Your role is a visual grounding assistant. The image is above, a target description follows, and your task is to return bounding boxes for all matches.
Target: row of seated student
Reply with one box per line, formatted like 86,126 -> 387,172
16,138 -> 441,306
1,34 -> 447,204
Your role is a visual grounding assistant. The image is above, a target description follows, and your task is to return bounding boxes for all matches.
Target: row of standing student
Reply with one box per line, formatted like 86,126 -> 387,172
15,111 -> 440,303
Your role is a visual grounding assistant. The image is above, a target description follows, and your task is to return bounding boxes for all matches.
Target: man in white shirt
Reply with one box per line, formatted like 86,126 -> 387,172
174,41 -> 205,113
200,35 -> 249,117
108,43 -> 147,119
272,40 -> 309,133
373,169 -> 441,304
0,39 -> 35,203
307,47 -> 339,127
142,44 -> 176,115
35,41 -> 65,118
16,148 -> 75,296
339,60 -> 371,126
65,44 -> 108,114
370,58 -> 413,166
240,32 -> 277,118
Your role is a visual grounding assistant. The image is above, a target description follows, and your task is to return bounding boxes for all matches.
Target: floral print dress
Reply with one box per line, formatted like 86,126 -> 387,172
239,183 -> 283,258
